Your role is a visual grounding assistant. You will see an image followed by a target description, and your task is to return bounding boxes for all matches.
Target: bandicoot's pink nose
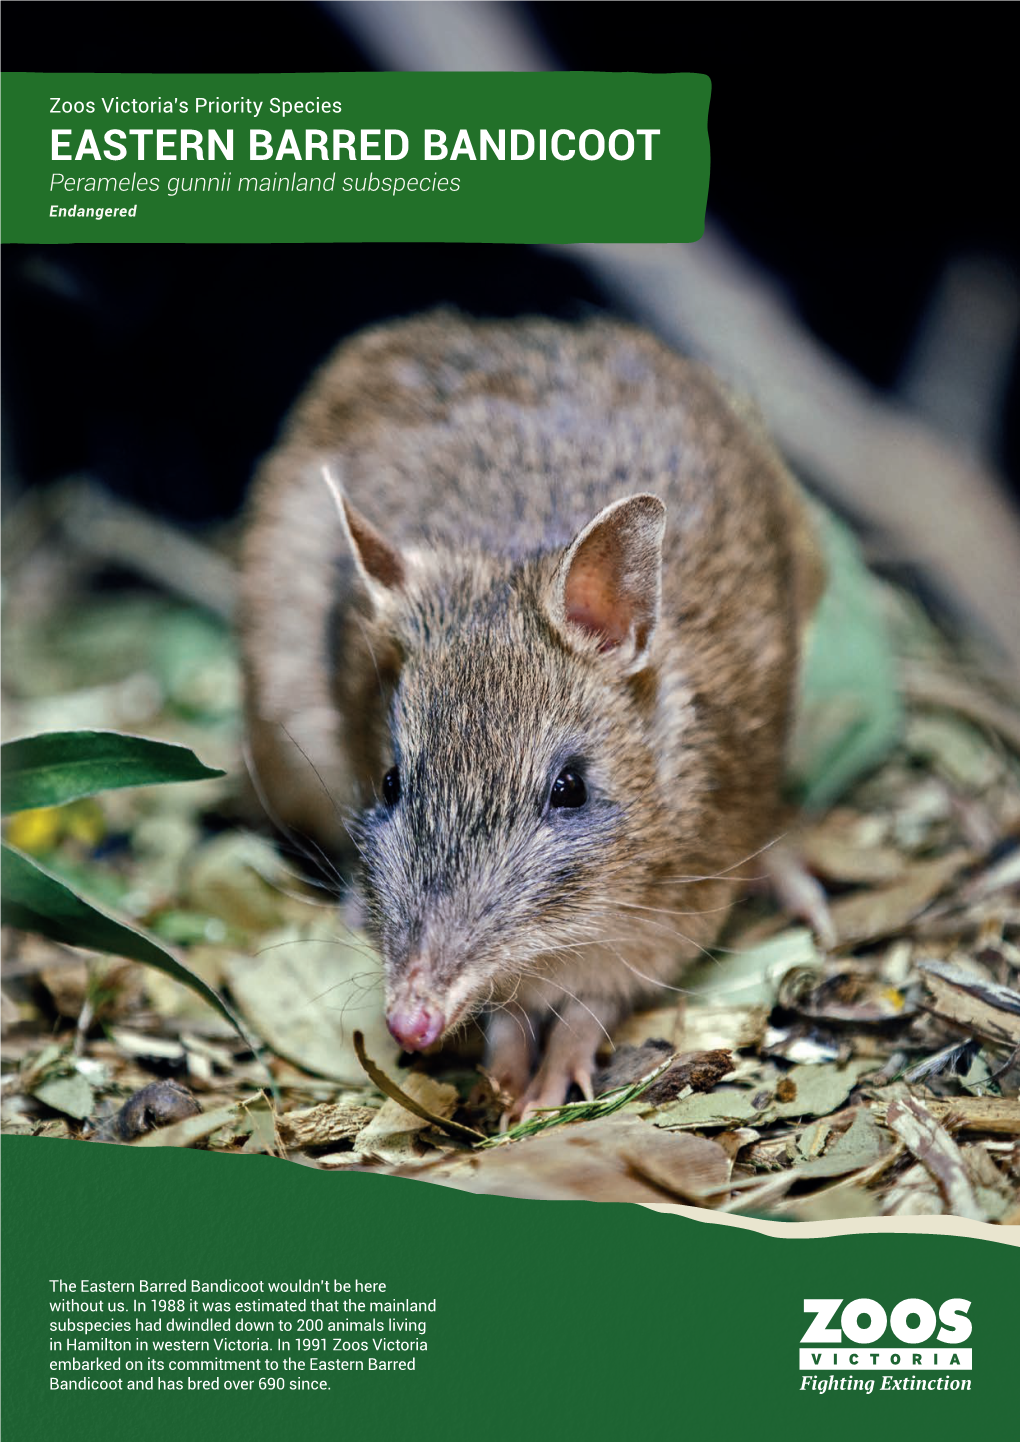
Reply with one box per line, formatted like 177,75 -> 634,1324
386,1005 -> 444,1052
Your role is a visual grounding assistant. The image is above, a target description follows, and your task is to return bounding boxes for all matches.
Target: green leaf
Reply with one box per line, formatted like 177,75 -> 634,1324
1,729 -> 225,814
0,842 -> 242,1038
787,503 -> 903,810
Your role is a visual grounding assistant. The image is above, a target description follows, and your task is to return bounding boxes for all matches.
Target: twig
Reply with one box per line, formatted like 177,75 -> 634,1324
352,1030 -> 485,1144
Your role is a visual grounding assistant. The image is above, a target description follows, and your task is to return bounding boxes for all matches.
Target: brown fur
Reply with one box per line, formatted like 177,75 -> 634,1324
239,311 -> 824,1113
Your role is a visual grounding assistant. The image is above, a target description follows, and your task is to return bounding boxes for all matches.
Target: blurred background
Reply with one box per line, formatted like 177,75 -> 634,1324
2,1 -> 1019,661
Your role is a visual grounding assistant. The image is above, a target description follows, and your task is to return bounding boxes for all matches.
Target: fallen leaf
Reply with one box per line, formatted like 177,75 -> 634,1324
184,833 -> 288,933
798,810 -> 905,884
652,1088 -> 767,1131
784,1187 -> 880,1221
796,1107 -> 889,1179
418,1118 -> 702,1203
240,1101 -> 281,1155
771,1060 -> 880,1120
132,1098 -> 257,1149
653,1058 -> 878,1130
224,922 -> 396,1082
621,1129 -> 731,1202
827,851 -> 971,946
33,1071 -> 94,1121
682,928 -> 822,1007
353,1073 -> 460,1165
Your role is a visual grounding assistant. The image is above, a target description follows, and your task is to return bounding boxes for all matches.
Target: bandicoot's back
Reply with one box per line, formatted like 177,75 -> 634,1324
239,310 -> 821,1116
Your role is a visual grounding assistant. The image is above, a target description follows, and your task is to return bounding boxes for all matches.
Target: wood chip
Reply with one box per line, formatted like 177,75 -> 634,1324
597,1043 -> 734,1104
886,1093 -> 984,1220
613,1002 -> 767,1052
871,1094 -> 1020,1136
278,1103 -> 378,1150
918,958 -> 1020,1048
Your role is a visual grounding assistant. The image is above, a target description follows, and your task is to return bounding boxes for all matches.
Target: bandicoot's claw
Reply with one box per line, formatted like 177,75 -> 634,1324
489,997 -> 614,1129
502,1062 -> 597,1128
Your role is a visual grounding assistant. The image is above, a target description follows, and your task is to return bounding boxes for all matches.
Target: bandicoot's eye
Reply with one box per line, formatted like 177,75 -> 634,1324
382,767 -> 401,807
550,768 -> 587,809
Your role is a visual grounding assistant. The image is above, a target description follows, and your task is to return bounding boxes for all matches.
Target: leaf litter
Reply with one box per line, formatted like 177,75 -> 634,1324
1,498 -> 1018,1221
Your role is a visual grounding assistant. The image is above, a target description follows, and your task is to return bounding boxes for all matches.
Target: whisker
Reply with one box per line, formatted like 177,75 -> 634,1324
280,723 -> 369,864
611,897 -> 741,919
242,737 -> 349,890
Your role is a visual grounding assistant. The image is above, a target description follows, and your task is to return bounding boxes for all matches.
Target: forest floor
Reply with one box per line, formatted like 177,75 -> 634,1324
2,487 -> 1018,1221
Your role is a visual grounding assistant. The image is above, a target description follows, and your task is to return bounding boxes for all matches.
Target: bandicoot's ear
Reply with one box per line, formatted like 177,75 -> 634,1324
321,465 -> 406,601
548,494 -> 666,673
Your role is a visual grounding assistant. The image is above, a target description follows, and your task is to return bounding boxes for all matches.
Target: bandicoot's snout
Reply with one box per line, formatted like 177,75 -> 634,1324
385,959 -> 447,1050
385,1003 -> 444,1052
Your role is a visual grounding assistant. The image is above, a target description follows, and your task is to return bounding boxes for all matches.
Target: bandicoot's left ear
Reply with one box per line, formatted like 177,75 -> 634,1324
547,494 -> 666,674
320,464 -> 406,608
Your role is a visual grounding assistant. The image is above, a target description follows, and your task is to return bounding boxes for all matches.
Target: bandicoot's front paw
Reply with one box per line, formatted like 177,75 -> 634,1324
484,1011 -> 534,1112
502,1058 -> 595,1129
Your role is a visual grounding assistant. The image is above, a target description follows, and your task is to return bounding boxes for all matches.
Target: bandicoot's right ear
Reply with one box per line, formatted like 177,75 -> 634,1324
321,465 -> 406,605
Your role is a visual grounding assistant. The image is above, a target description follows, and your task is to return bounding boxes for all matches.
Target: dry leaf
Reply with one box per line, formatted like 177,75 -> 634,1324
419,1118 -> 694,1204
681,928 -> 822,1007
653,1059 -> 878,1131
621,1130 -> 731,1202
224,923 -> 396,1082
827,850 -> 971,946
798,809 -> 905,884
795,1107 -> 889,1179
353,1073 -> 459,1165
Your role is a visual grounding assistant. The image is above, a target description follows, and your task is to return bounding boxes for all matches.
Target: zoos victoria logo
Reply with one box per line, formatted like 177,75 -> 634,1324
799,1298 -> 973,1395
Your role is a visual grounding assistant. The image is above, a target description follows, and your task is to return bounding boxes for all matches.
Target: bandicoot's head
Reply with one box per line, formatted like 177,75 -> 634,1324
326,474 -> 674,1049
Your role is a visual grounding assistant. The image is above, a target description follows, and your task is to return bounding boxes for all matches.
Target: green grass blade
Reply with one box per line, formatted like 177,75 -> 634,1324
1,841 -> 243,1039
1,730 -> 225,814
479,1052 -> 677,1147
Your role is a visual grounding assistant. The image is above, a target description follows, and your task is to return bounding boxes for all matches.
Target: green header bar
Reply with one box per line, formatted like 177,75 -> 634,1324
0,71 -> 710,243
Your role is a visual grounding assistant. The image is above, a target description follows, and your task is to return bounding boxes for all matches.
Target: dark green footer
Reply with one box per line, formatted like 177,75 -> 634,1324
2,1135 -> 1014,1439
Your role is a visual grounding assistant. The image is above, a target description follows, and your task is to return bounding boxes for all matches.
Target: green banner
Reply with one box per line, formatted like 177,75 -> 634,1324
2,1137 -> 1016,1441
0,72 -> 710,242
